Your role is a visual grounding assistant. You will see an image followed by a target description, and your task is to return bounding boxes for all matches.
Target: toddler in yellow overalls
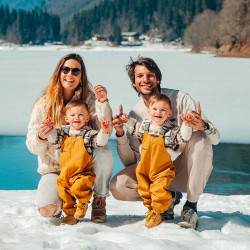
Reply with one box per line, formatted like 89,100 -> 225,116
42,100 -> 110,225
120,94 -> 192,228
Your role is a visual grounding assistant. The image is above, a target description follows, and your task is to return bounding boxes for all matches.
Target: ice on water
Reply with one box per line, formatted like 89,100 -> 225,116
0,46 -> 250,143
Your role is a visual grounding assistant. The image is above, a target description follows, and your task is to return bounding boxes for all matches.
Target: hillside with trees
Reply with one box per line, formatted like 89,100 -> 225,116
44,0 -> 103,28
184,0 -> 250,57
1,0 -> 223,46
0,5 -> 60,44
1,0 -> 249,57
0,0 -> 47,11
62,0 -> 223,45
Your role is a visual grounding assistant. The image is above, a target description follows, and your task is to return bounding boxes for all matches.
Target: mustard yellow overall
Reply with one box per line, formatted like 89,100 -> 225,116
57,129 -> 96,215
136,124 -> 175,213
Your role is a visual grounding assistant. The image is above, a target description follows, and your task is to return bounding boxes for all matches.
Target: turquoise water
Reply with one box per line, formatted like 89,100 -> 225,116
0,136 -> 249,195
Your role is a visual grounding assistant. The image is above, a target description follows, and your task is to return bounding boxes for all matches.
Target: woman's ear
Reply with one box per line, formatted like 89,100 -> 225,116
64,115 -> 69,123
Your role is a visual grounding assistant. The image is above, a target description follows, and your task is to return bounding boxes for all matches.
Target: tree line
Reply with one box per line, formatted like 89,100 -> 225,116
63,0 -> 223,45
184,0 -> 250,53
0,5 -> 60,44
4,0 -> 242,49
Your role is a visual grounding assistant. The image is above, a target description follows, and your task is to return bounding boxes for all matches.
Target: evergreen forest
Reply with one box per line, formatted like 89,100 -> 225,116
1,0 -> 249,57
63,0 -> 223,45
0,5 -> 60,44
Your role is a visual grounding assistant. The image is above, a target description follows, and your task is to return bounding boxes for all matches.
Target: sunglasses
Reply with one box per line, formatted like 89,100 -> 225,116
61,66 -> 81,76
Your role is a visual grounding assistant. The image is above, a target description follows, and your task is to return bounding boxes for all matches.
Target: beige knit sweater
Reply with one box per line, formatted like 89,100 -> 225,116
26,90 -> 113,175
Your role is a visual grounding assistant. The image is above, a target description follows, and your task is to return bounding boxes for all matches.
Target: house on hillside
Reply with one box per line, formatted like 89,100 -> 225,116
121,32 -> 142,46
85,34 -> 111,46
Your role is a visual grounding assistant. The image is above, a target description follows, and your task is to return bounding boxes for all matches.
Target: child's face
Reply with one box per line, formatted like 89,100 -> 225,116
148,100 -> 173,126
65,105 -> 90,131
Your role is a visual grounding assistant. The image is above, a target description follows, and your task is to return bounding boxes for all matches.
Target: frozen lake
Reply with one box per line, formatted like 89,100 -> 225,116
0,46 -> 250,143
0,46 -> 249,194
0,46 -> 249,250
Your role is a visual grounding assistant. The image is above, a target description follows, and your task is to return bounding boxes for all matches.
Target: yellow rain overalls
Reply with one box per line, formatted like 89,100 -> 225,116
136,123 -> 175,213
57,128 -> 96,215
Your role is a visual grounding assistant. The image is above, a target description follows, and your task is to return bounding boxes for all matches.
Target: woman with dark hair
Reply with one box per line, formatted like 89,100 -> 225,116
26,53 -> 113,223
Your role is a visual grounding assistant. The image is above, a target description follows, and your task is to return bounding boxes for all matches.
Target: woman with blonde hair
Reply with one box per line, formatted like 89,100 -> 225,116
26,53 -> 113,223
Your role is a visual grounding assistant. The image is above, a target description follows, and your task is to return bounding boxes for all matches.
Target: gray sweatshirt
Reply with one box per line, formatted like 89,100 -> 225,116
117,88 -> 220,167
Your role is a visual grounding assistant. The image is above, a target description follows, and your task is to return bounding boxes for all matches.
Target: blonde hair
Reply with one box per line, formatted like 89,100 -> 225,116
35,53 -> 91,126
149,94 -> 172,108
64,100 -> 90,116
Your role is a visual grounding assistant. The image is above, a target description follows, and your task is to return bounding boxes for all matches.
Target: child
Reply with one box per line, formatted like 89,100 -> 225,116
41,100 -> 110,226
119,94 -> 192,228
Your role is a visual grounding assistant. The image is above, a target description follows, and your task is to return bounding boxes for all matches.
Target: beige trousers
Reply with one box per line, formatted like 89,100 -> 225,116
110,131 -> 213,203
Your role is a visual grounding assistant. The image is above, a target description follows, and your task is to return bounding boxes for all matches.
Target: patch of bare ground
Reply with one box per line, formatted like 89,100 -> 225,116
216,42 -> 250,58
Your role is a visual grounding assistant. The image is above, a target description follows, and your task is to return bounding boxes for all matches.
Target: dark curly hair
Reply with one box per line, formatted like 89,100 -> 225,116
125,56 -> 162,92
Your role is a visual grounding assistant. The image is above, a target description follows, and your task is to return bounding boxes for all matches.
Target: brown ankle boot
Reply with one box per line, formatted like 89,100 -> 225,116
74,203 -> 88,219
91,195 -> 106,223
60,215 -> 78,226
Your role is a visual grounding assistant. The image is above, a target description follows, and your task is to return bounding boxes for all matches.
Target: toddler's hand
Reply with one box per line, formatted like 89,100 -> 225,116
179,102 -> 206,131
38,117 -> 54,140
42,117 -> 53,126
180,113 -> 194,127
101,120 -> 110,134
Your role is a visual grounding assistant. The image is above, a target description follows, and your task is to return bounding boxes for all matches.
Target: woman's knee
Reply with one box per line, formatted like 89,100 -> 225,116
39,204 -> 58,217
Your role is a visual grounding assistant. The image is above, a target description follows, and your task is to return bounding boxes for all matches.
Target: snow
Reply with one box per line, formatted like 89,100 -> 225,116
0,191 -> 249,250
0,43 -> 249,249
0,42 -> 190,52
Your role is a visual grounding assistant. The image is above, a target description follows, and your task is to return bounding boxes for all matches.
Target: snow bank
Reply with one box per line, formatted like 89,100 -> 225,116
0,191 -> 249,249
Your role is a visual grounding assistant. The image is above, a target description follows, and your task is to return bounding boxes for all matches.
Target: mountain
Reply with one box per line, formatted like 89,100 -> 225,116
0,0 -> 47,10
44,0 -> 103,28
1,0 -> 102,29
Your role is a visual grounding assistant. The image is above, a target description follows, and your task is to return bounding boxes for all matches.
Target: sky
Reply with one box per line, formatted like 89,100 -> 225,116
0,191 -> 249,250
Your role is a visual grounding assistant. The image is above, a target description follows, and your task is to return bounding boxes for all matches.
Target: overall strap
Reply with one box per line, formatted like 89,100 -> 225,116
63,126 -> 70,135
144,122 -> 150,132
160,126 -> 168,136
79,129 -> 87,137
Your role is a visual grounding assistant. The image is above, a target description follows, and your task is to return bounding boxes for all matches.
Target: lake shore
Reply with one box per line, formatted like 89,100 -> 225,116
2,41 -> 250,58
193,42 -> 250,58
0,42 -> 191,52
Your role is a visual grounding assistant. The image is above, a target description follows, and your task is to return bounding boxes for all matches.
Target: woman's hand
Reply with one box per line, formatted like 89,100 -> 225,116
179,101 -> 205,131
93,84 -> 107,103
38,117 -> 54,140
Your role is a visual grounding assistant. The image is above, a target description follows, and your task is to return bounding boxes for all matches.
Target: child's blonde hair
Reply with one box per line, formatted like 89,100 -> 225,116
64,100 -> 90,115
148,94 -> 172,109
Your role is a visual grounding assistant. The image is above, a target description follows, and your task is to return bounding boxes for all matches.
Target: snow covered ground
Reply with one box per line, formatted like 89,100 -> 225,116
0,191 -> 249,250
0,42 -> 190,52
